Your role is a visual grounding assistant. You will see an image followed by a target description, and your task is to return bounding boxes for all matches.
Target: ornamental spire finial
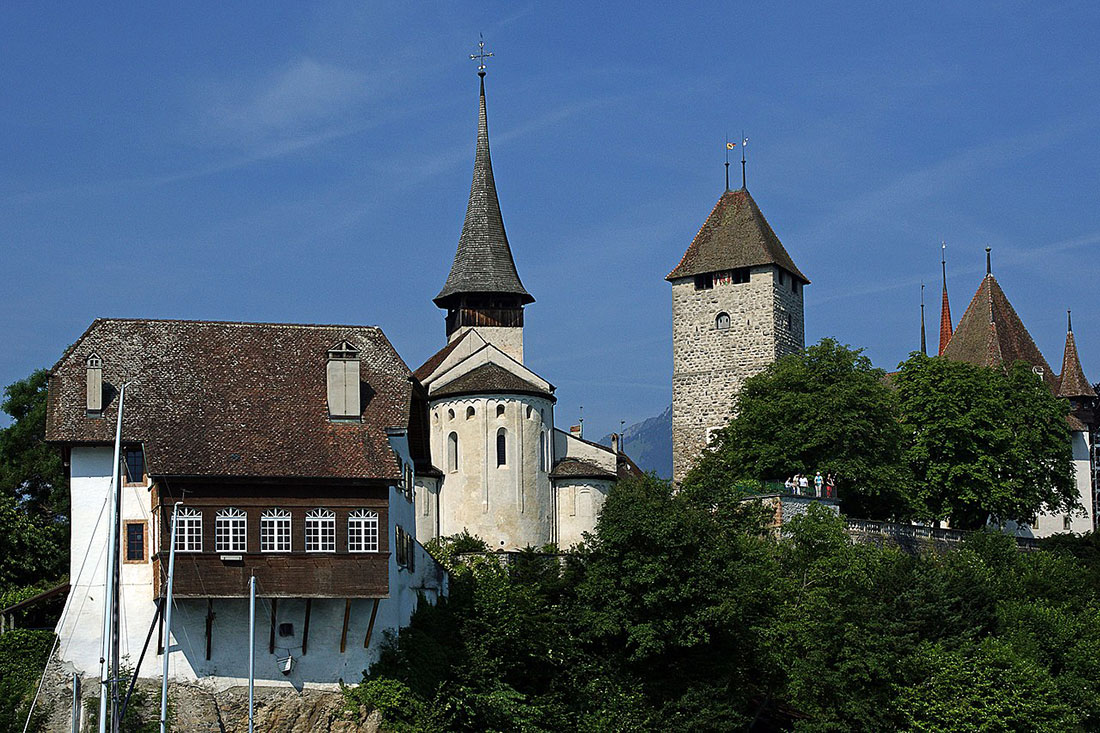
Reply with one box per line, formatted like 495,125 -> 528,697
470,34 -> 493,77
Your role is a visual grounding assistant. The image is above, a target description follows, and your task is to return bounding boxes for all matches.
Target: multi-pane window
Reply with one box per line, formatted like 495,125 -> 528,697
174,508 -> 202,552
260,509 -> 292,552
348,510 -> 379,552
124,447 -> 145,484
215,507 -> 247,553
305,509 -> 336,553
125,521 -> 146,562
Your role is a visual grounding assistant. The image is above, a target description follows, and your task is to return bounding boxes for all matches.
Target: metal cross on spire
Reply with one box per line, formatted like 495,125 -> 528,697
470,34 -> 494,76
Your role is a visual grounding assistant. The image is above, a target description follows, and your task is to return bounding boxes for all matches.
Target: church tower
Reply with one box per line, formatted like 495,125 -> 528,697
667,186 -> 809,483
434,64 -> 533,364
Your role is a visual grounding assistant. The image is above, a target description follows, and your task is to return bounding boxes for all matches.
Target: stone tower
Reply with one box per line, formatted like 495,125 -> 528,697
434,70 -> 533,364
667,187 -> 809,483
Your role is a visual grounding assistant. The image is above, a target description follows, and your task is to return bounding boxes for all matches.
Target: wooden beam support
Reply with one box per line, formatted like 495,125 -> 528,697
269,598 -> 277,655
205,599 -> 214,661
340,599 -> 351,653
157,598 -> 165,655
302,599 -> 312,656
364,599 -> 380,649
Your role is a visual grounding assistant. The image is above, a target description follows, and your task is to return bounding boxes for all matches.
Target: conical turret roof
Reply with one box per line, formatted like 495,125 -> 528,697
435,75 -> 532,307
667,188 -> 808,283
941,273 -> 1057,389
1058,315 -> 1095,399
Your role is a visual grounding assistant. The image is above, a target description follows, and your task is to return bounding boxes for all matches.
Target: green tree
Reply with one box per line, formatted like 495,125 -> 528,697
0,369 -> 66,520
897,354 -> 1075,529
683,338 -> 912,520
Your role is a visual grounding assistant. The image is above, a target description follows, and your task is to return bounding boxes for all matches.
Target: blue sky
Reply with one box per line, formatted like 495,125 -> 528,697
2,2 -> 1099,439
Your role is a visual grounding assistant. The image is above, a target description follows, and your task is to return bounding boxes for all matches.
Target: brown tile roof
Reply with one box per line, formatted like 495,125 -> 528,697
940,275 -> 1057,389
550,458 -> 616,480
413,331 -> 471,382
1058,325 -> 1095,399
434,76 -> 533,307
666,188 -> 808,283
431,362 -> 553,400
46,319 -> 416,481
938,282 -> 953,355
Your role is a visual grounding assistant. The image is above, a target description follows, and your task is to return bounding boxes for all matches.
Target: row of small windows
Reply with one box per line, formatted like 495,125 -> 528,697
693,268 -> 801,294
173,507 -> 379,553
714,312 -> 794,332
439,404 -> 544,421
445,429 -> 551,472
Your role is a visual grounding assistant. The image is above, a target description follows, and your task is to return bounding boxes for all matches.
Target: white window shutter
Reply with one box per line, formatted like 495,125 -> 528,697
86,366 -> 102,412
343,359 -> 360,417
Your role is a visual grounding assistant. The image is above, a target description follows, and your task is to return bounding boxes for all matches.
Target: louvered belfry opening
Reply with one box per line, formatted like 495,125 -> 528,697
444,293 -> 524,338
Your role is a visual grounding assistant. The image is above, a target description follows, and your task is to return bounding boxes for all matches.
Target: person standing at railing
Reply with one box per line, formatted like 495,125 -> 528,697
785,476 -> 796,493
825,473 -> 835,499
814,472 -> 824,498
798,474 -> 809,495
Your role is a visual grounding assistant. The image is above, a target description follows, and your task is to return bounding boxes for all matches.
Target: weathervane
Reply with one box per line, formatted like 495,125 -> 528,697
470,34 -> 494,76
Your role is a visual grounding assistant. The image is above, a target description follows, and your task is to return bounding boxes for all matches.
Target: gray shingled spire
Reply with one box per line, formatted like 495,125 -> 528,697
434,74 -> 533,306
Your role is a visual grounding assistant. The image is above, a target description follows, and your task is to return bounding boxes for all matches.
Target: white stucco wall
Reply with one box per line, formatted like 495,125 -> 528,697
56,443 -> 448,691
429,394 -> 555,549
552,429 -> 617,473
1028,430 -> 1094,537
554,478 -> 612,549
450,325 -> 523,364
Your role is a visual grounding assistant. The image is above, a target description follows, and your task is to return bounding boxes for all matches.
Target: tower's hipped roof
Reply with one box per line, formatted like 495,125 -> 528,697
941,274 -> 1056,388
1058,324 -> 1095,399
435,76 -> 532,307
666,188 -> 808,283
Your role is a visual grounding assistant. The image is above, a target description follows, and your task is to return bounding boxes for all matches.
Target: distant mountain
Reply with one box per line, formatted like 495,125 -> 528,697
600,403 -> 672,479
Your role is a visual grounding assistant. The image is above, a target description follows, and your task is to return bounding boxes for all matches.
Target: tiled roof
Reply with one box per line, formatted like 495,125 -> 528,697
46,319 -> 416,481
666,188 -> 808,283
940,275 -> 1057,389
431,362 -> 553,400
550,458 -> 616,480
1058,327 -> 1096,399
938,281 -> 953,355
434,76 -> 533,306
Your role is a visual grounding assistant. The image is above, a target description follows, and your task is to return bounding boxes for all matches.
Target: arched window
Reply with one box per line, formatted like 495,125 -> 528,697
305,509 -> 336,553
466,405 -> 475,419
175,508 -> 203,552
447,408 -> 455,420
215,507 -> 247,552
260,509 -> 292,552
496,428 -> 507,467
539,431 -> 546,472
526,405 -> 533,419
348,510 -> 379,552
447,432 -> 459,472
496,404 -> 505,418
715,312 -> 731,330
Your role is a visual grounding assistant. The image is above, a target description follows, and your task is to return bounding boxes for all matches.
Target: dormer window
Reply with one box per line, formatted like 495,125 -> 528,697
326,341 -> 361,419
86,354 -> 103,413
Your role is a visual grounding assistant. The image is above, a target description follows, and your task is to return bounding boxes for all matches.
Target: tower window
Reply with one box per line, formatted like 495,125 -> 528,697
466,406 -> 476,419
448,408 -> 455,420
785,314 -> 792,332
539,431 -> 546,472
447,432 -> 459,472
496,428 -> 507,467
694,273 -> 714,290
715,312 -> 731,331
496,404 -> 506,418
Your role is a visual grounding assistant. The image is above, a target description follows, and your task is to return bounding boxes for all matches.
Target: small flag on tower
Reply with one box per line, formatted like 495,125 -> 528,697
726,141 -> 736,150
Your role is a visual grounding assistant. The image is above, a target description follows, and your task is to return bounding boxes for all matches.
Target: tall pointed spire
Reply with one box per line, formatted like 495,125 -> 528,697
920,282 -> 927,355
1058,308 -> 1096,399
938,241 -> 953,355
434,42 -> 532,308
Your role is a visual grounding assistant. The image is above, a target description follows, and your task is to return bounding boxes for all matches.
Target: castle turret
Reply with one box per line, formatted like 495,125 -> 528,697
1058,310 -> 1096,418
667,186 -> 808,483
434,69 -> 532,364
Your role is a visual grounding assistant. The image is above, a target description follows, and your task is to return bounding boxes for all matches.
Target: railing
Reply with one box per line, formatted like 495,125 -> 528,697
845,518 -> 1041,551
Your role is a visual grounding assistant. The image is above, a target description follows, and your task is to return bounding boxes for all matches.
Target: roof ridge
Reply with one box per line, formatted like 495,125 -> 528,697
90,317 -> 384,331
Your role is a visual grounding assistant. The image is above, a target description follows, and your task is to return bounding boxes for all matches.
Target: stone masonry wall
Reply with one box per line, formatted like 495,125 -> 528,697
671,266 -> 804,483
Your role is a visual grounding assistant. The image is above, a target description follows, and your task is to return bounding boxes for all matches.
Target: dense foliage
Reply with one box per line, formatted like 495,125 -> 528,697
684,340 -> 1076,528
347,475 -> 1100,732
0,370 -> 68,732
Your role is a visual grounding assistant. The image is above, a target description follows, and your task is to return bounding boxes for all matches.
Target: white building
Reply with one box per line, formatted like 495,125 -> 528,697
46,319 -> 447,690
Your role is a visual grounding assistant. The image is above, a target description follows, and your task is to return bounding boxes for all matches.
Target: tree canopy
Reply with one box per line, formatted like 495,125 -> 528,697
682,338 -> 912,520
896,354 -> 1076,529
0,369 -> 66,520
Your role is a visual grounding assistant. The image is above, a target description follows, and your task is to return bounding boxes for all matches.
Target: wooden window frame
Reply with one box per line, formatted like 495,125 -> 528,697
123,520 -> 147,564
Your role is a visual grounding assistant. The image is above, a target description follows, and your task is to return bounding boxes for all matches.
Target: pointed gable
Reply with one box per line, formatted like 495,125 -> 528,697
941,275 -> 1056,388
666,188 -> 808,283
1058,328 -> 1095,399
434,76 -> 532,306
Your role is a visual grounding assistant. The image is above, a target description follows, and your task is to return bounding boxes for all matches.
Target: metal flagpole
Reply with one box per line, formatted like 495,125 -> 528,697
160,502 -> 182,733
99,382 -> 128,733
248,574 -> 256,733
